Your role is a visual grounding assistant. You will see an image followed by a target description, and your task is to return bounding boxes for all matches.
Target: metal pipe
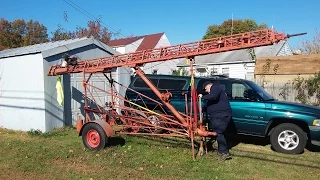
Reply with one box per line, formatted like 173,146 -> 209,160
134,67 -> 188,127
287,32 -> 307,38
83,71 -> 89,123
198,96 -> 203,124
189,58 -> 198,126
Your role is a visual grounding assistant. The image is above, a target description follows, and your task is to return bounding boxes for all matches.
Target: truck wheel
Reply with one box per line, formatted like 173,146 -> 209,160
270,123 -> 306,154
82,123 -> 107,151
148,110 -> 164,133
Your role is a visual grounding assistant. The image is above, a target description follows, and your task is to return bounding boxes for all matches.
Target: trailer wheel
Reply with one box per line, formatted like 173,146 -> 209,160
82,123 -> 107,151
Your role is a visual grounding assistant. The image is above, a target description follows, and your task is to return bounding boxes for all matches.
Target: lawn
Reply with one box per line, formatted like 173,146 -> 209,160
0,127 -> 319,180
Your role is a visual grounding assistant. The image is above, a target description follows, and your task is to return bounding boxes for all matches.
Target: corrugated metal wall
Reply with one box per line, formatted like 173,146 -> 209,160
44,44 -> 122,129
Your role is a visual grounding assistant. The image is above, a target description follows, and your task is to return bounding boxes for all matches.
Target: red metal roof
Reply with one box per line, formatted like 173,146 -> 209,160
136,33 -> 164,51
107,33 -> 164,51
107,36 -> 143,47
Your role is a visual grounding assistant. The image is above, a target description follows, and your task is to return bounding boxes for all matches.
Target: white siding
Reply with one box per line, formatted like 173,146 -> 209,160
0,54 -> 47,132
126,38 -> 144,53
192,62 -> 255,80
155,34 -> 171,47
143,34 -> 178,75
244,63 -> 255,80
277,41 -> 293,56
114,46 -> 126,54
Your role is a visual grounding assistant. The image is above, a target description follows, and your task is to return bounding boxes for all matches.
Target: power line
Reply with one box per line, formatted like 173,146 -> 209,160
63,0 -> 144,50
63,0 -> 173,73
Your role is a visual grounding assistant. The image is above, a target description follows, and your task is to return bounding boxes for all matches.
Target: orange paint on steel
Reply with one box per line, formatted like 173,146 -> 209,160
86,129 -> 100,148
189,57 -> 198,127
47,29 -> 299,76
76,119 -> 83,133
134,67 -> 188,127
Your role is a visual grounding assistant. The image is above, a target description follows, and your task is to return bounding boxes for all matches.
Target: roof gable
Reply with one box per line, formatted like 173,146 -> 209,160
107,36 -> 144,47
0,37 -> 119,59
136,33 -> 164,51
107,32 -> 164,51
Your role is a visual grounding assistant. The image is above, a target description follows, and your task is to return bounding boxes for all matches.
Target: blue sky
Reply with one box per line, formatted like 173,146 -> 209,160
1,0 -> 319,49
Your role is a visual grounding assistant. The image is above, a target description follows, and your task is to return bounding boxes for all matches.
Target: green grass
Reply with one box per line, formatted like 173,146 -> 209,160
0,127 -> 320,180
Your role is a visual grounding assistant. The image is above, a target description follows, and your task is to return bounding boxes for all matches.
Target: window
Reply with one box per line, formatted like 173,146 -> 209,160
210,68 -> 218,76
197,80 -> 216,93
232,83 -> 247,99
222,67 -> 229,77
133,78 -> 159,88
196,79 -> 226,95
158,79 -> 187,90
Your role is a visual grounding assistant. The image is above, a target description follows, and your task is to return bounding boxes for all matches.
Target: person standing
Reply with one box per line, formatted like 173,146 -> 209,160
198,82 -> 232,161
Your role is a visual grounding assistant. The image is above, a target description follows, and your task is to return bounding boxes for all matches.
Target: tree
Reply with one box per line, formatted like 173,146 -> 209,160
23,20 -> 49,45
51,19 -> 114,44
172,67 -> 189,76
203,19 -> 267,39
0,18 -> 48,50
50,24 -> 76,41
292,73 -> 320,106
298,30 -> 320,54
0,18 -> 23,50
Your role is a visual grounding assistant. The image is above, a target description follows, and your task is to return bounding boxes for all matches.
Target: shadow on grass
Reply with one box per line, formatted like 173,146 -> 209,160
108,134 -> 320,170
106,136 -> 126,147
126,135 -> 193,149
306,142 -> 320,152
232,150 -> 320,169
232,147 -> 320,164
225,133 -> 320,153
225,133 -> 269,148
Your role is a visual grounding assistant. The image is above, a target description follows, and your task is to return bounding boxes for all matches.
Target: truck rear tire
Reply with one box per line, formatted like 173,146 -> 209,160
270,123 -> 306,154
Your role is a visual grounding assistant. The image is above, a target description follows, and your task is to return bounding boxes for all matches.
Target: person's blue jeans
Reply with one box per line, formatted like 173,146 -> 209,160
208,110 -> 232,154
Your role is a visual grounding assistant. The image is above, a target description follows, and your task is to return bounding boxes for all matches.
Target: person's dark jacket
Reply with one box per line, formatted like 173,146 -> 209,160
203,84 -> 231,114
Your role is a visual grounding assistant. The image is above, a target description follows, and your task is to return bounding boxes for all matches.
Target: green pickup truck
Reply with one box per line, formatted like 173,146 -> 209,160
125,74 -> 320,154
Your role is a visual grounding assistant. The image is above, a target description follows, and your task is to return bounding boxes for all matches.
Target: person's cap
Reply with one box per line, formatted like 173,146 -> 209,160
203,81 -> 211,90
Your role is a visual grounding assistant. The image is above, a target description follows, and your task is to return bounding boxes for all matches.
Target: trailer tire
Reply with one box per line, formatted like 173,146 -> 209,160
82,123 -> 107,151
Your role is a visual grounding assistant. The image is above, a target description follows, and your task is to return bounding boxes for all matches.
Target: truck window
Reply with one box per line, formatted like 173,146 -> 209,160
232,83 -> 247,99
132,78 -> 159,89
197,79 -> 218,93
196,79 -> 233,99
158,79 -> 187,90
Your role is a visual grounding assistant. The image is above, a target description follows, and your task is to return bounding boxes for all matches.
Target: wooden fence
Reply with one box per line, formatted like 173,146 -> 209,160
254,80 -> 319,105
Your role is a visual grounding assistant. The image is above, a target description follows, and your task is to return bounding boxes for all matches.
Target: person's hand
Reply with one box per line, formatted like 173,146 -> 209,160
198,94 -> 203,98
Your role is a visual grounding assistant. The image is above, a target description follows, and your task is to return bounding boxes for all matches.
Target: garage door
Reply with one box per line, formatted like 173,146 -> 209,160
70,70 -> 117,124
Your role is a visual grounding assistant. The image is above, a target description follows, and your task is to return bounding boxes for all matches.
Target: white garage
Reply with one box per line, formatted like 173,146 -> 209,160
0,37 -> 130,132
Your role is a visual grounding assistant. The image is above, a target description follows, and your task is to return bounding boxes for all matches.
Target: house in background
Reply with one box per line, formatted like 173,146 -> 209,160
254,54 -> 320,83
0,37 -> 129,132
176,40 -> 293,80
108,32 -> 179,75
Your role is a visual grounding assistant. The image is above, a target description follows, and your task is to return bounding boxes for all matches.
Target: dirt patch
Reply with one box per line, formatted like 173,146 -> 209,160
0,170 -> 51,180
